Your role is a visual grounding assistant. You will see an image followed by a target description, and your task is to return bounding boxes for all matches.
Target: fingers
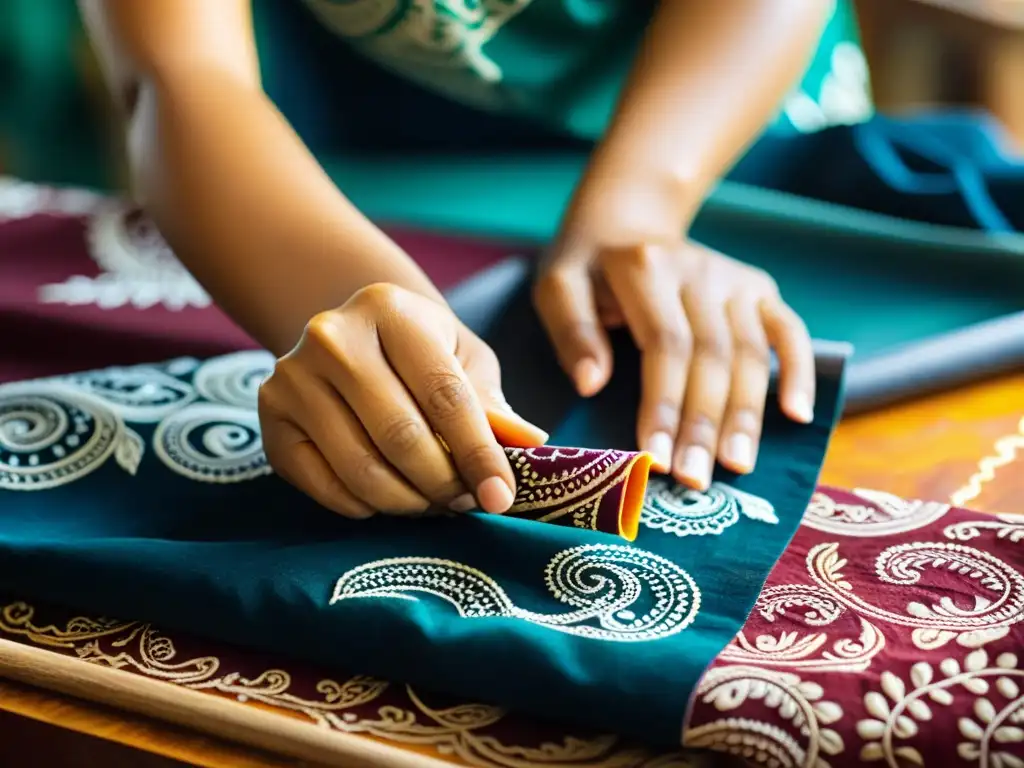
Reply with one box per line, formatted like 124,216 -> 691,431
533,262 -> 613,397
306,314 -> 471,513
718,294 -> 772,475
459,343 -> 549,449
259,413 -> 376,520
762,297 -> 816,424
260,356 -> 432,516
379,318 -> 519,515
601,245 -> 691,473
674,291 -> 732,490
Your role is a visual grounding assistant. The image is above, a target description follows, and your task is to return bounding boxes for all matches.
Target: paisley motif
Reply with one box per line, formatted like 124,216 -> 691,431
0,383 -> 128,490
641,479 -> 777,538
153,404 -> 269,484
331,544 -> 701,642
192,351 -> 274,410
803,488 -> 950,537
59,365 -> 197,423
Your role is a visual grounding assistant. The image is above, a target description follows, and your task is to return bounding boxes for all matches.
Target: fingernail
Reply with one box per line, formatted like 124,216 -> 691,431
448,493 -> 477,512
476,476 -> 514,514
574,359 -> 604,397
723,433 -> 755,472
646,432 -> 674,473
790,393 -> 814,424
679,446 -> 712,490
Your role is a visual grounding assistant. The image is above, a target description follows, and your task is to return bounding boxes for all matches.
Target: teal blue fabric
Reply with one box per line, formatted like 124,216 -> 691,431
317,153 -> 1024,361
293,0 -> 869,140
0,310 -> 847,745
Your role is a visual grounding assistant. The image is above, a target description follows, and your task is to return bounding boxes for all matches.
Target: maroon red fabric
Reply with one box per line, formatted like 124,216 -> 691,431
1,487 -> 1019,767
0,177 -> 512,382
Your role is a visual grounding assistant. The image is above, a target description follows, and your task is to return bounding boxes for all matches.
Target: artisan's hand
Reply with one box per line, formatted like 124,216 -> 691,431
259,284 -> 548,519
534,200 -> 814,490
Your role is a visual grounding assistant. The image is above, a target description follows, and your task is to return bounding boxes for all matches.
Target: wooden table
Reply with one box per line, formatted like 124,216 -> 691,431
2,372 -> 1023,767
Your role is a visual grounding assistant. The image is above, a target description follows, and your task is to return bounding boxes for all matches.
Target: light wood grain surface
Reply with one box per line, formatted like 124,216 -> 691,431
2,372 -> 1022,767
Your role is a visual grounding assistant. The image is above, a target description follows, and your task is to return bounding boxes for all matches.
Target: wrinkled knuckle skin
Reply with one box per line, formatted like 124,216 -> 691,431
734,334 -> 770,366
424,371 -> 472,422
695,332 -> 732,367
352,282 -> 402,311
378,413 -> 429,455
652,326 -> 692,357
456,443 -> 505,484
680,414 -> 719,451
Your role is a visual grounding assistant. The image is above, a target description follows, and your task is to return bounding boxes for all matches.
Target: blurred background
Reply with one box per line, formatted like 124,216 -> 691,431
0,0 -> 1021,192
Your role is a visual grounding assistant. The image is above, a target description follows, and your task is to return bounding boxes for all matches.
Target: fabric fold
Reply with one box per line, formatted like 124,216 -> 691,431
505,446 -> 653,540
0,340 -> 847,746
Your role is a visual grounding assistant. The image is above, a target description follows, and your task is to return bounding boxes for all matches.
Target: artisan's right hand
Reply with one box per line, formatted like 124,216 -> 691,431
258,283 -> 548,519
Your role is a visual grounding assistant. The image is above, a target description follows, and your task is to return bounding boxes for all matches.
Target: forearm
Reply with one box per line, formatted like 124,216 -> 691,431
125,70 -> 443,355
588,0 -> 831,221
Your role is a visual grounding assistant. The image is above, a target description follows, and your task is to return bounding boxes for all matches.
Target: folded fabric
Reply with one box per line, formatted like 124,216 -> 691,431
503,446 -> 653,540
0,340 -> 847,746
2,485 -> 1019,768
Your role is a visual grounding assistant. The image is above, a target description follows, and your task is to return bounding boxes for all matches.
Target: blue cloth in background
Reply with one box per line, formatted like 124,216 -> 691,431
730,112 -> 1024,233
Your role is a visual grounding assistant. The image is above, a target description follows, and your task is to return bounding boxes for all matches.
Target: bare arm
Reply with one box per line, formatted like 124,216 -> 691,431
79,0 -> 445,355
582,0 -> 831,223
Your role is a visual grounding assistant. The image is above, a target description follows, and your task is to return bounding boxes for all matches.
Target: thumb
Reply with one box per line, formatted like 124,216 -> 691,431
533,263 -> 613,398
460,332 -> 549,449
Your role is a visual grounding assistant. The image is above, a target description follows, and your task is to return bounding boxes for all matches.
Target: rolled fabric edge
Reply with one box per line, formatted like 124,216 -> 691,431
617,451 -> 653,541
503,446 -> 654,540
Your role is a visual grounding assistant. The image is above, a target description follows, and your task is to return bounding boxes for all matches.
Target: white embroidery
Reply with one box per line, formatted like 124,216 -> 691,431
59,365 -> 198,423
38,204 -> 211,311
192,351 -> 274,410
784,42 -> 873,134
0,176 -> 105,222
683,666 -> 845,768
641,479 -> 777,538
721,617 -> 886,674
304,0 -> 532,108
856,649 -> 1023,768
803,488 -> 951,537
0,382 -> 138,490
945,514 -> 1024,545
808,541 -> 1024,651
10,353 -> 276,485
330,544 -> 701,642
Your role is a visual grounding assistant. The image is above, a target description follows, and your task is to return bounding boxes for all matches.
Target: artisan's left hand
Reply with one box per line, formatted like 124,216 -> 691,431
534,184 -> 815,490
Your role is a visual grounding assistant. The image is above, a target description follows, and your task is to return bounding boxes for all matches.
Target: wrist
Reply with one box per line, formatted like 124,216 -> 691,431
566,155 -> 701,243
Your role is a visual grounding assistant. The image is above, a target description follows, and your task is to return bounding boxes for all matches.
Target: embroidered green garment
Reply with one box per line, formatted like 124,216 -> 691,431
0,299 -> 848,746
298,0 -> 871,138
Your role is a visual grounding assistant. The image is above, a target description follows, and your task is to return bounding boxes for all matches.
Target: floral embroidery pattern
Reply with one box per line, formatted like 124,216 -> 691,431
1,353 -> 771,538
682,489 -> 1024,768
0,353 -> 275,489
330,544 -> 701,642
0,489 -> 1019,767
0,600 -> 706,768
38,204 -> 211,311
804,488 -> 950,537
641,478 -> 778,538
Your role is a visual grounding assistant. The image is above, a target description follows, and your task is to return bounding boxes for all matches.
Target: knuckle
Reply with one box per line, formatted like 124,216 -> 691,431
378,413 -> 429,454
650,325 -> 692,356
305,311 -> 344,349
257,358 -> 299,416
423,371 -> 472,421
456,442 -> 504,480
733,332 -> 770,365
680,413 -> 720,449
694,331 -> 732,366
352,281 -> 402,310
